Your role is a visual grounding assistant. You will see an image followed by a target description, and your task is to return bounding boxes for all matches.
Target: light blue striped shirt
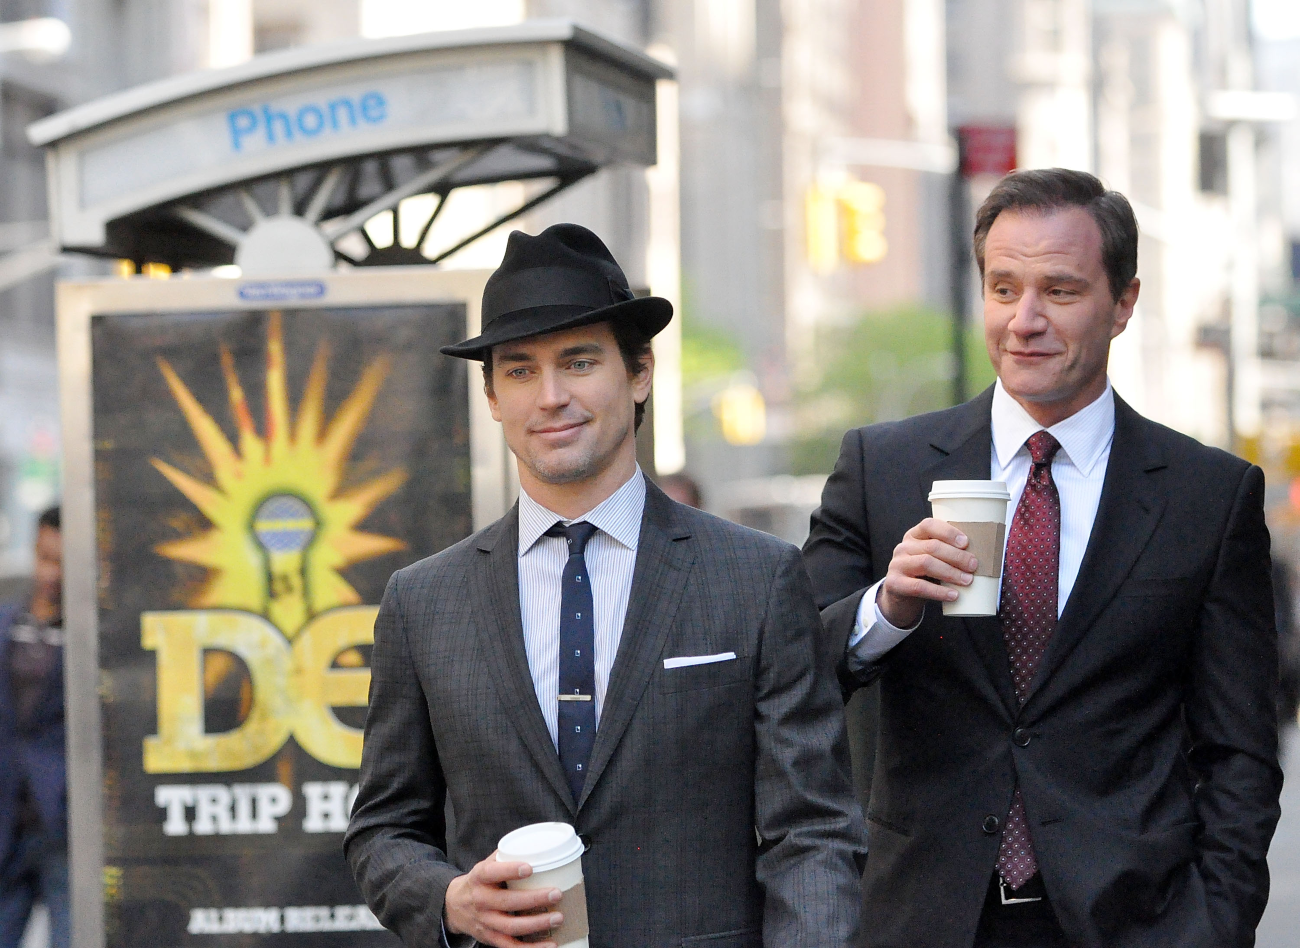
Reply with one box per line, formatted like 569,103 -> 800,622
849,380 -> 1116,664
517,468 -> 646,749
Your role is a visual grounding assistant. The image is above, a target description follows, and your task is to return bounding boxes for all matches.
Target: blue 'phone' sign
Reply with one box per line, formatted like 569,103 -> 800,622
227,91 -> 388,152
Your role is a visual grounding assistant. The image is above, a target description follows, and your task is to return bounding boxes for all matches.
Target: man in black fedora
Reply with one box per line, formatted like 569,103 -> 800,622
346,223 -> 866,948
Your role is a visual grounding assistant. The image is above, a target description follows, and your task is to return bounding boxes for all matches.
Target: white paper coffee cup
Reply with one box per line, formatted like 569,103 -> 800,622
497,822 -> 589,948
928,480 -> 1011,616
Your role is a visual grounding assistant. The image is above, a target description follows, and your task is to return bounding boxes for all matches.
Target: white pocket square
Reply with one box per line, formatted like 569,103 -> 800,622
663,651 -> 737,669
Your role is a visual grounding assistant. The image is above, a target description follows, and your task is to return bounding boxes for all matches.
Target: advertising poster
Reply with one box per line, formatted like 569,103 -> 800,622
91,304 -> 470,945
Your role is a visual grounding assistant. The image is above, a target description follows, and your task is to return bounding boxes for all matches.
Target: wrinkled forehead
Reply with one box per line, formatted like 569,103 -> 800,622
983,205 -> 1105,272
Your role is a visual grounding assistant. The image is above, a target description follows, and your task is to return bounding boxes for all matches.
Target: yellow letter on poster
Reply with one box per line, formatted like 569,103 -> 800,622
142,607 -> 377,773
290,606 -> 376,769
142,611 -> 293,773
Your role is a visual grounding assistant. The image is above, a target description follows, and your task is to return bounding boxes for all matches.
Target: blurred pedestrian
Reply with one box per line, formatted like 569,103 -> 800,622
0,506 -> 67,948
657,471 -> 703,508
805,169 -> 1282,947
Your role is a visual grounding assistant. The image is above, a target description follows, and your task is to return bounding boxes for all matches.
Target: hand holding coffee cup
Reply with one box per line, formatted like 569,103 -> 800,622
928,481 -> 1011,616
496,823 -> 589,948
443,852 -> 564,948
877,481 -> 1011,625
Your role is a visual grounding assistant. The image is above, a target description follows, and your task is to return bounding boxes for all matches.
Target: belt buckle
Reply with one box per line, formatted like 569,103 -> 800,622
999,877 -> 1043,905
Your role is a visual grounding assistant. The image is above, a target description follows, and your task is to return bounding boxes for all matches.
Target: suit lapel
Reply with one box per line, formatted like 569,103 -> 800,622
1026,396 -> 1167,701
578,483 -> 694,808
922,389 -> 1019,714
472,506 -> 576,812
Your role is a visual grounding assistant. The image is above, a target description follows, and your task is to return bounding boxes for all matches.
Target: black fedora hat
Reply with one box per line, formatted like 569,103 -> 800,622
440,223 -> 673,360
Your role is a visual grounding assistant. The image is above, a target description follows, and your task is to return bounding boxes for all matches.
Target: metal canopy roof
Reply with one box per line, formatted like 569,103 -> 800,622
29,20 -> 673,271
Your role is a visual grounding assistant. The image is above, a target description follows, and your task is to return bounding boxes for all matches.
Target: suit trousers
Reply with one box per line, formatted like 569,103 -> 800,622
972,875 -> 1070,948
0,824 -> 69,948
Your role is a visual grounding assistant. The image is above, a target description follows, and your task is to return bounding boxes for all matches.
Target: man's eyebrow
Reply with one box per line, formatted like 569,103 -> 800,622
985,268 -> 1088,286
494,349 -> 533,364
558,343 -> 603,358
1042,271 -> 1088,286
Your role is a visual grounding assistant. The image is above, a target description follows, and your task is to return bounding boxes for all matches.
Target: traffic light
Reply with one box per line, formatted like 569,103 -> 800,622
805,183 -> 839,274
804,178 -> 887,271
712,381 -> 767,446
838,180 -> 887,264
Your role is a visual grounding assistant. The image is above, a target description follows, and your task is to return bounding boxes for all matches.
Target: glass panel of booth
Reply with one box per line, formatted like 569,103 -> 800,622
55,268 -> 504,947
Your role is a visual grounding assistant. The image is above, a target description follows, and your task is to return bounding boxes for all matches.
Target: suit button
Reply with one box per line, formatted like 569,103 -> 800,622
982,815 -> 1000,834
1013,727 -> 1031,747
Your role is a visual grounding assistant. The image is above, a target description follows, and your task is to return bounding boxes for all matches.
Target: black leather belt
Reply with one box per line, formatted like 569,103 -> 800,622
987,873 -> 1049,908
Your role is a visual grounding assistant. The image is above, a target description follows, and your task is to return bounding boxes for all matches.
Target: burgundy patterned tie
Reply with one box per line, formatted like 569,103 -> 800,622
996,430 -> 1061,890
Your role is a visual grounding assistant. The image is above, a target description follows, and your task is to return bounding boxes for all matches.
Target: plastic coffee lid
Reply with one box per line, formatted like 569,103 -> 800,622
496,822 -> 584,873
928,479 -> 1011,501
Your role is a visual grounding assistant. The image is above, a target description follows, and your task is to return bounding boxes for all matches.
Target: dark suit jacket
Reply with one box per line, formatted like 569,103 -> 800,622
803,388 -> 1283,948
346,481 -> 866,948
0,599 -> 66,863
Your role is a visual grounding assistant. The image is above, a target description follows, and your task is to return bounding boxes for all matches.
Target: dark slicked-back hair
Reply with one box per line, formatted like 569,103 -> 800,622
38,505 -> 60,531
973,168 -> 1139,302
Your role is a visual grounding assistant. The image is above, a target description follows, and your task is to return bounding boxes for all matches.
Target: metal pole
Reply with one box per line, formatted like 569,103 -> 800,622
1227,119 -> 1260,449
950,159 -> 970,406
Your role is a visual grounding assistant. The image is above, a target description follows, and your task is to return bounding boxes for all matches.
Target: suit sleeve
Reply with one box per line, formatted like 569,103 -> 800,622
1187,463 -> 1284,946
753,545 -> 868,948
803,427 -> 879,691
344,570 -> 462,947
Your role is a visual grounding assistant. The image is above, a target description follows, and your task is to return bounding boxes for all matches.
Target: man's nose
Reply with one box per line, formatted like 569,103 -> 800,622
536,368 -> 571,408
1008,289 -> 1047,335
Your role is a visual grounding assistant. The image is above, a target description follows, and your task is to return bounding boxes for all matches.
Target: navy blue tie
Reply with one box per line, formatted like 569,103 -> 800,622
547,521 -> 599,803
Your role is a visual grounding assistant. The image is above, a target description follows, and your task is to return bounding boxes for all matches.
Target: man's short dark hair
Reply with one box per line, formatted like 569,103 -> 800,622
482,319 -> 655,431
38,505 -> 60,531
973,168 -> 1139,302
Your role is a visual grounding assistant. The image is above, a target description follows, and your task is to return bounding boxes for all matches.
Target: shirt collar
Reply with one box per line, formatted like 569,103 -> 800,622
991,379 -> 1116,476
517,466 -> 646,556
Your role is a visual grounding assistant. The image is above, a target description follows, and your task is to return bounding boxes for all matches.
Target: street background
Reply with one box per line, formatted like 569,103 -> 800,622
0,0 -> 1298,944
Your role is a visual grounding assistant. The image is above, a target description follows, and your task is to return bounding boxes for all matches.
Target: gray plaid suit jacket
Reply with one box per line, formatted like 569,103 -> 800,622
345,480 -> 866,948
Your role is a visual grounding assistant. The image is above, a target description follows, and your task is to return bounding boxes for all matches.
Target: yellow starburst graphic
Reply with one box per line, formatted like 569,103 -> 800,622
150,312 -> 407,638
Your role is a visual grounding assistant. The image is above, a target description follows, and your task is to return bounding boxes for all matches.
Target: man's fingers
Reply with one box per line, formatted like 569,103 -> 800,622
474,885 -> 563,915
890,549 -> 974,587
907,517 -> 971,547
912,538 -> 979,575
475,925 -> 558,948
479,907 -> 564,939
886,574 -> 961,603
471,854 -> 532,885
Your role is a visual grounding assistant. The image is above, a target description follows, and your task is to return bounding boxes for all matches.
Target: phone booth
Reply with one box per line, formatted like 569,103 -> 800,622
30,21 -> 670,947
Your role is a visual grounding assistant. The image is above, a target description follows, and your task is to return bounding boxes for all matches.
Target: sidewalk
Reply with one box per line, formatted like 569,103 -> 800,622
1258,724 -> 1300,947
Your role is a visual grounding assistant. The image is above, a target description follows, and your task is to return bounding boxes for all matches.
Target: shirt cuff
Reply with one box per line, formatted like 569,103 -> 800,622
846,579 -> 922,670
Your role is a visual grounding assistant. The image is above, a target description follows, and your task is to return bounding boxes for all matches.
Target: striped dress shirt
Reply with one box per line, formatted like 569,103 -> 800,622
848,379 -> 1116,664
517,468 -> 645,749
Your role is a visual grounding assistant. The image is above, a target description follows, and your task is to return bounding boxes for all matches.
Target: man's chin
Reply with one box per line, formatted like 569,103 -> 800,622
998,372 -> 1068,404
524,450 -> 598,486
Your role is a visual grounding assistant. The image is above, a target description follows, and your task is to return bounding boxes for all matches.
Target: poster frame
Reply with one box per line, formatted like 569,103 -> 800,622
56,266 -> 507,948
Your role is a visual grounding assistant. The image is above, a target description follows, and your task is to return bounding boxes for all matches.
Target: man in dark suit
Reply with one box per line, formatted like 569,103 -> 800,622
0,506 -> 68,948
804,169 -> 1282,948
346,224 -> 865,948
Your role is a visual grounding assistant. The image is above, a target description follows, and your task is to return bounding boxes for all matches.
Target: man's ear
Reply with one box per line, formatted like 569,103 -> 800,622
1111,277 -> 1140,339
631,348 -> 655,403
485,382 -> 502,422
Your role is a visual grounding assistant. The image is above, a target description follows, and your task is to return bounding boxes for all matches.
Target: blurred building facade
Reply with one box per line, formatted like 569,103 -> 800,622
667,0 -> 955,524
1,0 -> 1297,569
